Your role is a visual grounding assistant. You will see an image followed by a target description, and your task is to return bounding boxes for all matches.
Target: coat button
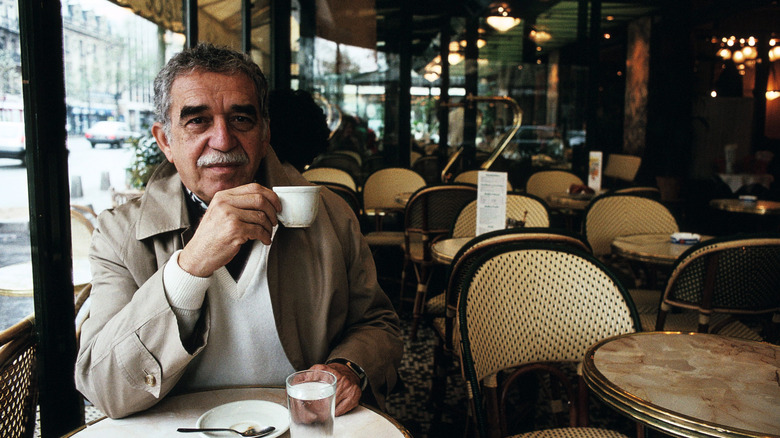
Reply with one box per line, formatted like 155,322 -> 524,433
145,374 -> 156,387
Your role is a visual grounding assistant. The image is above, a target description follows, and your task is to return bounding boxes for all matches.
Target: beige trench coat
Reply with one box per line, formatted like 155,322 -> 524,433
75,150 -> 403,418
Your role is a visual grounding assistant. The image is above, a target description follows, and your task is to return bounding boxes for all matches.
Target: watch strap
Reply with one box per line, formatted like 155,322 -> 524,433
327,359 -> 367,390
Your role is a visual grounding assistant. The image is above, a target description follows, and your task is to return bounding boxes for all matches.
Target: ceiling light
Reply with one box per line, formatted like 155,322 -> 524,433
530,30 -> 551,44
486,2 -> 521,32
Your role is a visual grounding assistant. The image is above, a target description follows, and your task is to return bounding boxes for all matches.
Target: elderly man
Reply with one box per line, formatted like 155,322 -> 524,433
75,43 -> 403,419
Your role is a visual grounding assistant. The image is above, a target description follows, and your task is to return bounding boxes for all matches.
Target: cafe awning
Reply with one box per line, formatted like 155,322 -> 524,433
108,0 -> 376,50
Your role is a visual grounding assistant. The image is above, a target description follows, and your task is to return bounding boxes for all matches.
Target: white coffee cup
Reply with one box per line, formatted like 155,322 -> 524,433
273,186 -> 321,228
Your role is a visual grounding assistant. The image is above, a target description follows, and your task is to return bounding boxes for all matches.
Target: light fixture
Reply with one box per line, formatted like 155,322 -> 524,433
485,2 -> 521,32
769,46 -> 780,62
717,48 -> 732,60
529,30 -> 551,44
448,52 -> 465,65
767,64 -> 779,101
732,49 -> 746,64
741,45 -> 757,60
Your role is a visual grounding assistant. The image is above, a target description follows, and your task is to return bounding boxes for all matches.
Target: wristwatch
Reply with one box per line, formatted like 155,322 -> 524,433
327,358 -> 367,390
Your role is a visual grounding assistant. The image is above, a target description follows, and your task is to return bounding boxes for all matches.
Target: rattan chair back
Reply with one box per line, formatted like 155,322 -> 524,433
302,167 -> 358,191
363,167 -> 426,213
451,193 -> 550,238
70,209 -> 95,259
583,193 -> 679,256
0,314 -> 37,438
404,184 -> 478,257
656,234 -> 780,334
525,170 -> 583,200
440,228 -> 591,350
458,242 -> 639,437
411,155 -> 443,185
603,154 -> 641,182
308,152 -> 362,185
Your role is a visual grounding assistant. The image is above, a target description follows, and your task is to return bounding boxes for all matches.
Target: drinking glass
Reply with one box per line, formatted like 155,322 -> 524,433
285,370 -> 337,438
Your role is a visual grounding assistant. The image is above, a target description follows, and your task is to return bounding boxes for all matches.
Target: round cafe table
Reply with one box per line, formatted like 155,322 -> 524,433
0,257 -> 92,296
709,198 -> 780,215
431,237 -> 472,264
64,387 -> 412,437
611,233 -> 711,266
546,192 -> 594,211
583,332 -> 780,438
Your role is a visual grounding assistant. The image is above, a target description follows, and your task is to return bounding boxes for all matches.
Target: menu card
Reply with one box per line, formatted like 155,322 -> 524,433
476,171 -> 507,236
588,151 -> 603,192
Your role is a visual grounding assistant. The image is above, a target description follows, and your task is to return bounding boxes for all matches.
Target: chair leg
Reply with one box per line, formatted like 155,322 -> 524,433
410,280 -> 428,340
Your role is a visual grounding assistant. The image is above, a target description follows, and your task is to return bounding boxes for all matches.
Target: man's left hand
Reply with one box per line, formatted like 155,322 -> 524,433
309,363 -> 362,416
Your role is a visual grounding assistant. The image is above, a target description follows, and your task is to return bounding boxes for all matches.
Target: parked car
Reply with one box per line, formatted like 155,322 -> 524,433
0,121 -> 26,165
84,121 -> 138,148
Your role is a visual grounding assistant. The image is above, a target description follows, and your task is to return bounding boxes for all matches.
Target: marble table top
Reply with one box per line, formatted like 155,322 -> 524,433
583,332 -> 780,438
431,237 -> 472,264
0,257 -> 91,296
65,387 -> 412,438
611,233 -> 712,266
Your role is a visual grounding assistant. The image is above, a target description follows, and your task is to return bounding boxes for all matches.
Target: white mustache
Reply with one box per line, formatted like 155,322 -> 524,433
197,150 -> 249,167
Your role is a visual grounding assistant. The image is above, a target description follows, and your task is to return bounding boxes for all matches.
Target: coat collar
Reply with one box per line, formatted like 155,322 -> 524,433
134,148 -> 307,241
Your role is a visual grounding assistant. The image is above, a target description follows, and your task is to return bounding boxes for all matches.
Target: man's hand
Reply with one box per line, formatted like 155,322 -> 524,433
178,183 -> 281,277
309,363 -> 362,416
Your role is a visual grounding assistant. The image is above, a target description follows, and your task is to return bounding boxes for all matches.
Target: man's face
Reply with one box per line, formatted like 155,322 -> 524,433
152,71 -> 268,203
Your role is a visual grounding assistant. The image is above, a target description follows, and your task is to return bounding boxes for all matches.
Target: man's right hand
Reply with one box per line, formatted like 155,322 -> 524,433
177,183 -> 281,277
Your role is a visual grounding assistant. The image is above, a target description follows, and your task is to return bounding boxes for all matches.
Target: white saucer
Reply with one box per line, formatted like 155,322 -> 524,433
196,400 -> 290,438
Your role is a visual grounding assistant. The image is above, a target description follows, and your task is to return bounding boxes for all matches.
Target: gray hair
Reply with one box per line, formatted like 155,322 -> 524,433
153,43 -> 270,137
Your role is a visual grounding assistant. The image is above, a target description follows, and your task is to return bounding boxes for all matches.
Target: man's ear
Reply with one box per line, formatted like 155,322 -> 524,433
151,123 -> 174,163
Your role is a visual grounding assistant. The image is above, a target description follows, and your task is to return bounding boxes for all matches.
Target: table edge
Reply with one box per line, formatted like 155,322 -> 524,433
62,386 -> 414,438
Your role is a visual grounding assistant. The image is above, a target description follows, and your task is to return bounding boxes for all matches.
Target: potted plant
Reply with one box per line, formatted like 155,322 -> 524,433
126,135 -> 165,189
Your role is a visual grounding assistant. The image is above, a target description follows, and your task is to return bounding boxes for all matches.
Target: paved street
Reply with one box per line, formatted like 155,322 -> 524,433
0,135 -> 138,329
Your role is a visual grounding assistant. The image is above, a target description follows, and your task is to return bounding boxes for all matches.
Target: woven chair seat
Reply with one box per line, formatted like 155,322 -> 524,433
512,427 -> 631,438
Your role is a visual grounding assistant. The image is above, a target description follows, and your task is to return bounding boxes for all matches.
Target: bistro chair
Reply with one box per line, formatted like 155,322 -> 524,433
583,193 -> 679,258
315,182 -> 361,218
331,149 -> 362,166
302,167 -> 358,191
428,228 -> 592,427
603,154 -> 641,188
458,241 -> 639,438
525,170 -> 583,201
411,155 -> 443,186
405,184 -> 478,339
362,167 -> 426,232
308,152 -> 362,186
653,234 -> 780,341
450,193 -> 551,239
0,313 -> 38,438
